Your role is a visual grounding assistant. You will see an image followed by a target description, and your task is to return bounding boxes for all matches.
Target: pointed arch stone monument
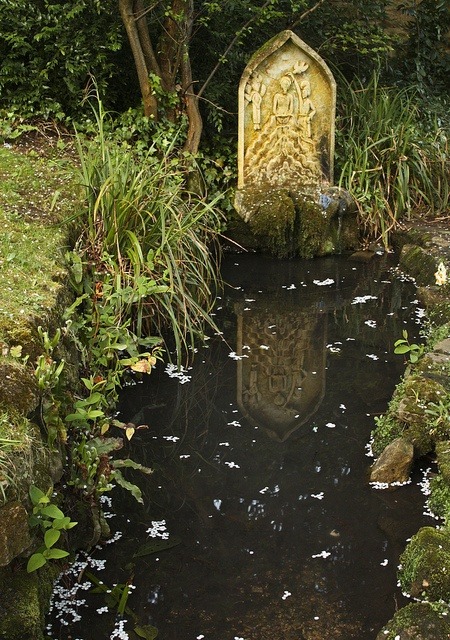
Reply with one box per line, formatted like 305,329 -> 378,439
234,31 -> 358,258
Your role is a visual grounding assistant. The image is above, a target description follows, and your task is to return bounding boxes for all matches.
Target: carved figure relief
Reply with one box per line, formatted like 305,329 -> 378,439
237,31 -> 336,192
244,73 -> 266,131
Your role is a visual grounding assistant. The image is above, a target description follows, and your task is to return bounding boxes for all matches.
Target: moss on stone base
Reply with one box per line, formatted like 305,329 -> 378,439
399,526 -> 450,600
0,563 -> 60,640
248,189 -> 296,258
376,602 -> 450,640
232,186 -> 359,259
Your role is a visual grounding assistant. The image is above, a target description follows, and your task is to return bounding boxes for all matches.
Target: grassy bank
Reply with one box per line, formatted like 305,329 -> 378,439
0,137 -> 82,639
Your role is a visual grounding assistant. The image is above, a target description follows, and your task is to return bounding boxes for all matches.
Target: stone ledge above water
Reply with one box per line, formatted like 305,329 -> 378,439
230,185 -> 359,258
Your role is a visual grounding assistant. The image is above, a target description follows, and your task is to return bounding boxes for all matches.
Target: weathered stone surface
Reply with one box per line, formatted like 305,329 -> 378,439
399,244 -> 438,286
0,501 -> 31,566
237,30 -> 336,194
434,338 -> 450,355
369,437 -> 414,484
376,602 -> 450,640
233,30 -> 358,257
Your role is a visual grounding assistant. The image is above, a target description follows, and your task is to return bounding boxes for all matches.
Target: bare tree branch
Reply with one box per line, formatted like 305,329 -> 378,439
197,0 -> 273,99
288,0 -> 326,30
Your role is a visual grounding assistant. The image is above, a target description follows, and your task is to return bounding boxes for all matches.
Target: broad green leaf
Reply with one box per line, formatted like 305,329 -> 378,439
40,504 -> 64,519
394,345 -> 410,354
112,470 -> 143,503
112,459 -> 153,474
43,548 -> 69,560
29,485 -> 45,505
44,528 -> 61,548
27,553 -> 46,572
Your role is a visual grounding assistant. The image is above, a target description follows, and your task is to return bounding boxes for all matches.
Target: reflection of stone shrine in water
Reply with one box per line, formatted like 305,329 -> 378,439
236,300 -> 327,442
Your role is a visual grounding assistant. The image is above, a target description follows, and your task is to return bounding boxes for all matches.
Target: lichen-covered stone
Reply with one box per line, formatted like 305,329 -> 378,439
428,474 -> 450,522
0,501 -> 31,566
399,526 -> 450,600
369,437 -> 414,485
376,602 -> 450,640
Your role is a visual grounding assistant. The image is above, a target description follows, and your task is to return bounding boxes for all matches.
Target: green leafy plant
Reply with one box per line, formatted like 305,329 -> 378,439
336,70 -> 449,248
71,96 -> 223,362
27,485 -> 77,573
394,330 -> 425,363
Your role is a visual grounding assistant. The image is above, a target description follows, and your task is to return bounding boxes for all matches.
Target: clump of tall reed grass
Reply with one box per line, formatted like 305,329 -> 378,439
336,71 -> 449,248
71,98 -> 224,362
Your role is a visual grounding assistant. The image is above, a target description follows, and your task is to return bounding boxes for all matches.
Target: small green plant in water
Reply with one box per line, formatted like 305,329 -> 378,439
27,485 -> 77,573
394,330 -> 424,363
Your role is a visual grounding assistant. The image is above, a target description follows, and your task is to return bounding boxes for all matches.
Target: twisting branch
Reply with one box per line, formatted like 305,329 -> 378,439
197,0 -> 273,99
288,0 -> 326,30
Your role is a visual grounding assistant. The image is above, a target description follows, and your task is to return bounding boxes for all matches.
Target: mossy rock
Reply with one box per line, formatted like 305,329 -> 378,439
394,375 -> 448,456
399,526 -> 450,600
399,244 -> 438,286
0,361 -> 39,415
248,188 -> 296,258
232,186 -> 358,258
436,441 -> 450,483
428,474 -> 450,523
376,602 -> 450,639
371,414 -> 405,458
0,562 -> 59,640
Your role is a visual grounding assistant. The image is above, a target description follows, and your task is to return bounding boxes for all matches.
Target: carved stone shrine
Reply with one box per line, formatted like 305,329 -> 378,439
233,31 -> 358,259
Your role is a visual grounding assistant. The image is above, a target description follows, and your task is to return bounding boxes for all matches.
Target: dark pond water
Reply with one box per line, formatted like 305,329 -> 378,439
47,253 -> 434,640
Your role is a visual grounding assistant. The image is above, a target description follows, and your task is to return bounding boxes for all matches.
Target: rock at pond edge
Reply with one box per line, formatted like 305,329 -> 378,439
369,437 -> 414,485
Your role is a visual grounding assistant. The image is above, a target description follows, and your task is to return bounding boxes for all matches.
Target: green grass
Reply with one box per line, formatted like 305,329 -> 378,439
0,142 -> 79,337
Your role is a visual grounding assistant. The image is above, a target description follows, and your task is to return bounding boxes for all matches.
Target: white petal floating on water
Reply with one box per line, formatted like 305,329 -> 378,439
313,278 -> 335,286
281,590 -> 292,600
366,354 -> 379,360
365,320 -> 377,328
259,344 -> 270,350
351,295 -> 378,305
325,422 -> 336,428
224,461 -> 240,469
312,550 -> 331,559
228,352 -> 249,360
311,492 -> 324,500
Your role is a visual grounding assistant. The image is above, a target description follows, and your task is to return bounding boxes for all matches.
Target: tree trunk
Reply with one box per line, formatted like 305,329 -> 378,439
119,0 -> 158,119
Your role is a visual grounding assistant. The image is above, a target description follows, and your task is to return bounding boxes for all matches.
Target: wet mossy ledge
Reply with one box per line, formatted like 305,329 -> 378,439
372,221 -> 450,639
229,186 -> 359,258
0,139 -> 80,639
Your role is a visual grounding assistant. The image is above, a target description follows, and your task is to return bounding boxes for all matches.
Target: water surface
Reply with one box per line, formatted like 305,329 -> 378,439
48,253 -> 432,640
